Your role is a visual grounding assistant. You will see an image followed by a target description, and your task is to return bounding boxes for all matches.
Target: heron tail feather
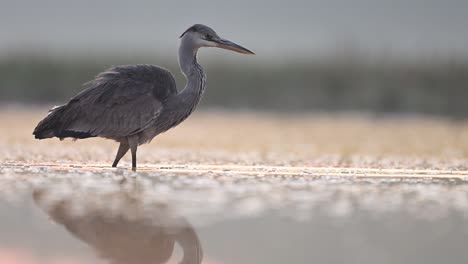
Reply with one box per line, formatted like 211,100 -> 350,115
33,105 -> 66,139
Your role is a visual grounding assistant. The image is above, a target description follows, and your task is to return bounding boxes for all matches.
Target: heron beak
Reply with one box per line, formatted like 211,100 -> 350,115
214,38 -> 255,55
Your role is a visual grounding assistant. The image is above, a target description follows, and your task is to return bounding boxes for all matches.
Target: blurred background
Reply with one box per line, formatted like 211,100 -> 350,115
2,3 -> 468,263
1,0 -> 467,118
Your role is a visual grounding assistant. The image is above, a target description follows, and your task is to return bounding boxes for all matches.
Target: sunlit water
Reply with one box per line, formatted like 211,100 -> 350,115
1,164 -> 468,264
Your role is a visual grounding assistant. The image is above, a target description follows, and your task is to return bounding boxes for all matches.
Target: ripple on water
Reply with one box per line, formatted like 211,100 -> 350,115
0,166 -> 467,225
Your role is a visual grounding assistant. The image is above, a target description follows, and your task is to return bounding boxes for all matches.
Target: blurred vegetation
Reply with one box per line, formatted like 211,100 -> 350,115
0,54 -> 467,118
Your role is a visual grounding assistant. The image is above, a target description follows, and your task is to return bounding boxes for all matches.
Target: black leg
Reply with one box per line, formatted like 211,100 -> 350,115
112,142 -> 129,167
128,135 -> 139,171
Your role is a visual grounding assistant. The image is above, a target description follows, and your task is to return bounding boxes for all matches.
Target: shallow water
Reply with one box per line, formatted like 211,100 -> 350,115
1,165 -> 468,264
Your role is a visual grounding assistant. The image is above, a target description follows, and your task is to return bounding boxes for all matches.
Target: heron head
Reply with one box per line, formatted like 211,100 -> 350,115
180,24 -> 255,55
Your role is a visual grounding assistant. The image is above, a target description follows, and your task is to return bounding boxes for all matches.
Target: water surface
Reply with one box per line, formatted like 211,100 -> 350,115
1,165 -> 468,264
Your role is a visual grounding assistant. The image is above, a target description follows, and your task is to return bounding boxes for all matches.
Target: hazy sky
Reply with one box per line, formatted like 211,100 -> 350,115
1,0 -> 468,59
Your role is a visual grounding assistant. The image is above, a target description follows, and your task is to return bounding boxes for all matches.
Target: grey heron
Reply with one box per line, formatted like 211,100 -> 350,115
33,24 -> 254,170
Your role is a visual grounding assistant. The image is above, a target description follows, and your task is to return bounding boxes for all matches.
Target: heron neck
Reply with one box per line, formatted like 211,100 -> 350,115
175,42 -> 206,117
178,39 -> 200,76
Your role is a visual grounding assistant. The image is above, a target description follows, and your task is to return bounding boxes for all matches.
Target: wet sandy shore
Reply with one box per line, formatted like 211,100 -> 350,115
2,107 -> 468,170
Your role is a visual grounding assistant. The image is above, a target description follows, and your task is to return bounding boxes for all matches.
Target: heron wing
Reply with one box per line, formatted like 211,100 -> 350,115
55,65 -> 177,138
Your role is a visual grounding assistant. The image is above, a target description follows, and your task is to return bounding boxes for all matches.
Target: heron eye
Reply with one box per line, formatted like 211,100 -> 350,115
205,34 -> 213,40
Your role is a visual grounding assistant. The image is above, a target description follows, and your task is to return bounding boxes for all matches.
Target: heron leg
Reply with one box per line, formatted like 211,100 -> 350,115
128,135 -> 139,171
112,142 -> 130,167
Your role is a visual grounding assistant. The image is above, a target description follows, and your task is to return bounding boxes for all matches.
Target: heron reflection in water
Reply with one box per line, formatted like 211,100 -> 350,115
33,186 -> 203,264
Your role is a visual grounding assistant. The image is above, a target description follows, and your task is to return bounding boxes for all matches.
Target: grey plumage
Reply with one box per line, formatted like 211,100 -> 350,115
33,24 -> 254,169
36,65 -> 173,139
